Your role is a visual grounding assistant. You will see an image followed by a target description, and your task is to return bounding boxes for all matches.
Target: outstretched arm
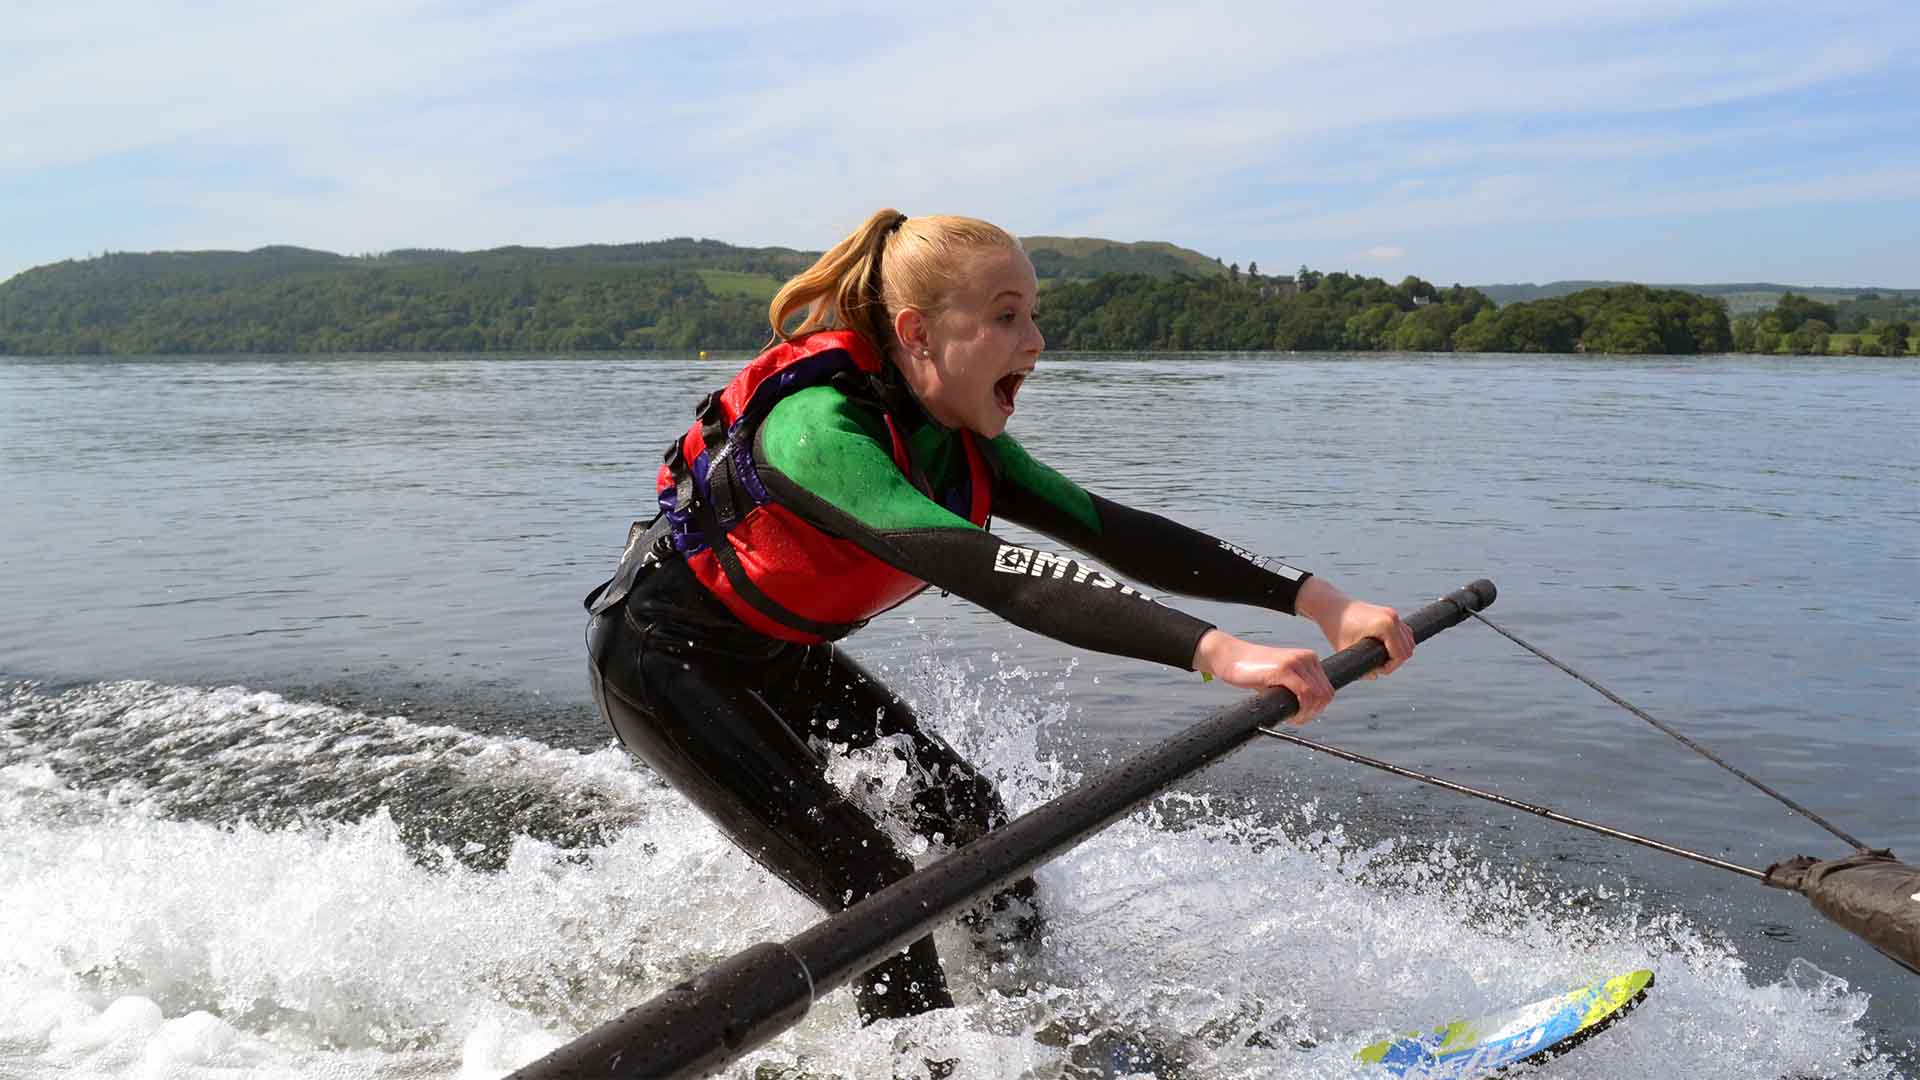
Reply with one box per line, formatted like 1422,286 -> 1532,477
753,394 -> 1410,721
988,435 -> 1415,693
985,434 -> 1311,612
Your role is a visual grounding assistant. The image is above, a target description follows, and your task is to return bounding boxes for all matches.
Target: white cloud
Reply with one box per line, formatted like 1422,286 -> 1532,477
3,0 -> 1917,282
1283,165 -> 1920,239
1352,246 -> 1407,263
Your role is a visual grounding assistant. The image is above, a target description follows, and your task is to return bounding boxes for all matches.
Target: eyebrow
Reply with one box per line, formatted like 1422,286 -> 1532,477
992,290 -> 1028,302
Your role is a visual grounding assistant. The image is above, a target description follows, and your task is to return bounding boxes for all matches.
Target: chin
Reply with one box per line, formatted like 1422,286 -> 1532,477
973,414 -> 1010,439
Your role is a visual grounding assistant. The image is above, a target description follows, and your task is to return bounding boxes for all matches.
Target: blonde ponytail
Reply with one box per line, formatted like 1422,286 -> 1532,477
768,209 -> 1023,358
768,208 -> 904,349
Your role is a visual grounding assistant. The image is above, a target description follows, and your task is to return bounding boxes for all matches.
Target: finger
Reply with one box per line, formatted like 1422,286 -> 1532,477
1294,667 -> 1335,723
1377,617 -> 1414,674
1280,679 -> 1318,725
1391,622 -> 1416,670
1285,693 -> 1317,726
1376,641 -> 1402,675
1393,617 -> 1415,654
1375,611 -> 1404,657
1292,690 -> 1331,724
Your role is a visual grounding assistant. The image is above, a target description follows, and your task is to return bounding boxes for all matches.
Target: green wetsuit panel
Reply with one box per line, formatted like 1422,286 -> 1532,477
756,385 -> 979,533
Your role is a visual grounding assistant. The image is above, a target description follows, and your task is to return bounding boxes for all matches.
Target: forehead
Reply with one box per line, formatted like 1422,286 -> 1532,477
951,246 -> 1037,304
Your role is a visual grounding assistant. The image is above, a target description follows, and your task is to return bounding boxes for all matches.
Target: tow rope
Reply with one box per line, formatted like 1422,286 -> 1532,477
1259,602 -> 1917,977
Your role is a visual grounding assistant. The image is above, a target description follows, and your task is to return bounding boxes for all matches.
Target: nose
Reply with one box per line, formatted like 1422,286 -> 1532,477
1026,318 -> 1045,356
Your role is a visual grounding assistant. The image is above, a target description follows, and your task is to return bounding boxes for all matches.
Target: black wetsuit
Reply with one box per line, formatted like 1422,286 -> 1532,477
586,379 -> 1312,1023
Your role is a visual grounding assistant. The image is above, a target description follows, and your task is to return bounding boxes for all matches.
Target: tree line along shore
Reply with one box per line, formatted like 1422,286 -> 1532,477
0,242 -> 1912,357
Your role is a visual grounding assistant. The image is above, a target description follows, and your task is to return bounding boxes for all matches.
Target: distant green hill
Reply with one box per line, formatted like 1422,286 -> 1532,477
1020,236 -> 1224,283
6,237 -> 1908,356
0,236 -> 1225,355
1476,280 -> 1920,315
0,245 -> 775,354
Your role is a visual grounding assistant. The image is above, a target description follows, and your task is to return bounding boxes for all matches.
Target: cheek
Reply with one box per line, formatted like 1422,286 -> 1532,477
937,348 -> 996,396
965,360 -> 1004,407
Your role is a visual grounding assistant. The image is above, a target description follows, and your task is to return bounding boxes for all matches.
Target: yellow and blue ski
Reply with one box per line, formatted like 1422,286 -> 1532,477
1357,969 -> 1653,1078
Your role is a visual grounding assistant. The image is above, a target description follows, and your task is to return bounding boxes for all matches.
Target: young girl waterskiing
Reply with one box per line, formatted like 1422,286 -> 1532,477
584,208 -> 1415,1025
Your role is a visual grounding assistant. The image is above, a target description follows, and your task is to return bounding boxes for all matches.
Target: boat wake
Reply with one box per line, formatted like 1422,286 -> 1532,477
0,668 -> 1906,1079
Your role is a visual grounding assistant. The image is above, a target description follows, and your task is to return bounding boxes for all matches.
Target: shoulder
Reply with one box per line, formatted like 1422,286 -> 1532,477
983,431 -> 1035,469
982,432 -> 1058,487
764,384 -> 886,433
759,385 -> 892,469
984,431 -> 1098,529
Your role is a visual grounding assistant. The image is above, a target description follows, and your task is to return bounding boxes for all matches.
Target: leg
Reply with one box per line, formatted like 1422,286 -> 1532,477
788,644 -> 1011,845
587,610 -> 952,1022
789,645 -> 1045,952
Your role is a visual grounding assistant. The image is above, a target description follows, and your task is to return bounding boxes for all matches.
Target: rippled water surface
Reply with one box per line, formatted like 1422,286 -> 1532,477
1,351 -> 1915,1078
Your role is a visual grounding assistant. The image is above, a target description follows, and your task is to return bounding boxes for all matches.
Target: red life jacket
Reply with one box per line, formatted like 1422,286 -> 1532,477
654,330 -> 992,644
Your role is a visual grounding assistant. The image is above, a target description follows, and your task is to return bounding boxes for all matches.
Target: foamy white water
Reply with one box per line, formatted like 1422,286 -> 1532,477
1,664 -> 1905,1080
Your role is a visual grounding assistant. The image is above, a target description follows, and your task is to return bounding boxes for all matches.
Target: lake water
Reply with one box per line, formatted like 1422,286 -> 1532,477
1,351 -> 1915,1078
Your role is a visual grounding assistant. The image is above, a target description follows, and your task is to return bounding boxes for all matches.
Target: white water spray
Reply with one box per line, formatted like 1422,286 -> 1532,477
0,667 -> 1905,1079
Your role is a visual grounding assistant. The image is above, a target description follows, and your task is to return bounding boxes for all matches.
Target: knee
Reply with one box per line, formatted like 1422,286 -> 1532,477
809,823 -> 918,911
917,772 -> 1010,845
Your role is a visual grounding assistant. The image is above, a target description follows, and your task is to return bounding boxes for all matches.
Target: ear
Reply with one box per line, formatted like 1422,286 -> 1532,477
894,306 -> 930,358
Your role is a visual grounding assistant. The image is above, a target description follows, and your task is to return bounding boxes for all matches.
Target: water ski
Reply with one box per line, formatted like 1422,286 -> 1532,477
1356,969 -> 1653,1078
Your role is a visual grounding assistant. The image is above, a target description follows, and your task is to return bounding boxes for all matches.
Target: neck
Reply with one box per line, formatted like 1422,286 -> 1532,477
882,359 -> 952,433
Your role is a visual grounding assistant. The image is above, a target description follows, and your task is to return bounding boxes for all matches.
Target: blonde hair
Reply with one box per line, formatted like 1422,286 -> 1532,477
768,208 -> 1022,356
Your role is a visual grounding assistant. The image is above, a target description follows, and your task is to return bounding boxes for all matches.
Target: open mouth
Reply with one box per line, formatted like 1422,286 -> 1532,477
993,370 -> 1030,415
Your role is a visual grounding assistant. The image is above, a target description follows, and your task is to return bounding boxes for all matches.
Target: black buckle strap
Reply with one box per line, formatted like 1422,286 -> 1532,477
692,389 -> 744,525
690,488 -> 859,640
661,433 -> 701,526
584,513 -> 673,615
631,383 -> 857,639
696,391 -> 727,457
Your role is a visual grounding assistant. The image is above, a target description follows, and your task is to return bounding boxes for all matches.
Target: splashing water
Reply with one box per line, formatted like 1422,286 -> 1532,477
0,662 -> 1906,1080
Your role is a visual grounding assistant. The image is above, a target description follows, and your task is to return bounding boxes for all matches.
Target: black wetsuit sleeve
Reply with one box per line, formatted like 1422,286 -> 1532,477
986,439 -> 1313,616
1003,491 -> 1313,615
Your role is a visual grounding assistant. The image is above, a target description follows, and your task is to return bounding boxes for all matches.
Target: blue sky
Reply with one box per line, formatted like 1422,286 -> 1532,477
5,1 -> 1917,287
